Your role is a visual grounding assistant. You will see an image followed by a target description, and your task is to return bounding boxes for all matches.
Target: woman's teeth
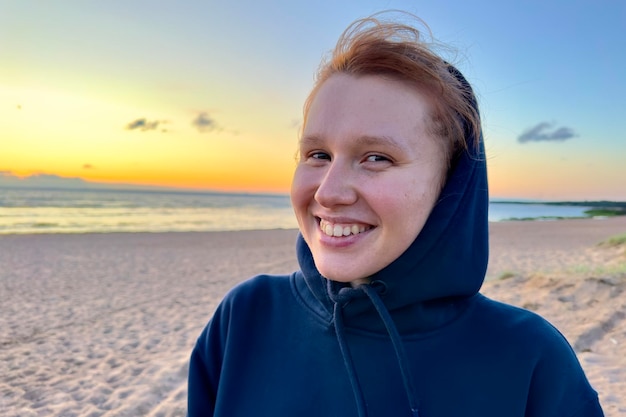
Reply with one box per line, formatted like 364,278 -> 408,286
320,219 -> 368,237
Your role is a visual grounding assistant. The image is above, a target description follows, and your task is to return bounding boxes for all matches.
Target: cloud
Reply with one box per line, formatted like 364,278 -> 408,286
518,122 -> 577,143
83,164 -> 94,170
125,118 -> 165,132
192,112 -> 218,133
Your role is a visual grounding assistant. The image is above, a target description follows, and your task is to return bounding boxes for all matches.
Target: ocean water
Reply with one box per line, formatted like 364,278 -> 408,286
0,188 -> 594,235
0,188 -> 298,234
488,202 -> 593,222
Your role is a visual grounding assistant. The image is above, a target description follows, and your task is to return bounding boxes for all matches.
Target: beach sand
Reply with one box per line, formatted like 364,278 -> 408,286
1,217 -> 625,416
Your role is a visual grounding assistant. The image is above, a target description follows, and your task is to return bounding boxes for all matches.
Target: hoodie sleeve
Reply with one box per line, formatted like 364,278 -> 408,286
187,303 -> 228,417
524,321 -> 604,417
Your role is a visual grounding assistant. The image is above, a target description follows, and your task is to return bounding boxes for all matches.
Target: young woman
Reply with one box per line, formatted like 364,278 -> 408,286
187,13 -> 603,417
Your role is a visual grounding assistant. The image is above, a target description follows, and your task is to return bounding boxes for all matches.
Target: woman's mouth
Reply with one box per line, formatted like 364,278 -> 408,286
319,218 -> 372,237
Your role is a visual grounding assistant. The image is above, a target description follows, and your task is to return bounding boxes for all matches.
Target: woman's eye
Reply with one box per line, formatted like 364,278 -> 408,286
365,154 -> 390,163
310,152 -> 331,161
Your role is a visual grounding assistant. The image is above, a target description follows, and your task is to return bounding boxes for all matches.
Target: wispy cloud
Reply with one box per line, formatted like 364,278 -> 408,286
192,112 -> 218,133
518,122 -> 577,143
125,118 -> 166,132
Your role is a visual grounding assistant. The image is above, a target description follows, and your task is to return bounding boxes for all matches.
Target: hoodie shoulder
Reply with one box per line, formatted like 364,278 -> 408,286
471,295 -> 602,416
472,294 -> 577,347
221,273 -> 292,305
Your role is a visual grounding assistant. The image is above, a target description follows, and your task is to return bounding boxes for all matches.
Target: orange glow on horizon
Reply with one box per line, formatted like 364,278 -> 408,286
1,166 -> 294,195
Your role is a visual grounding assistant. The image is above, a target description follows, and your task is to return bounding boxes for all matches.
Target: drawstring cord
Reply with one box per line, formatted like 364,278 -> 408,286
330,280 -> 420,417
362,284 -> 420,417
333,300 -> 368,417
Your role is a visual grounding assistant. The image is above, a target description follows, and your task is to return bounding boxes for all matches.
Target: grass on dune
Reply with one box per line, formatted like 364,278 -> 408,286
598,233 -> 626,248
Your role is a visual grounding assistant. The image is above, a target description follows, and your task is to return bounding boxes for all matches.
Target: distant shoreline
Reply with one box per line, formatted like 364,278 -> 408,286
490,200 -> 626,208
2,179 -> 626,205
2,187 -> 625,235
490,200 -> 626,219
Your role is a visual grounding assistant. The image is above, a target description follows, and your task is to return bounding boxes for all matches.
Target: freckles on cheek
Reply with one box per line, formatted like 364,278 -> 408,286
291,170 -> 318,213
292,181 -> 313,203
403,187 -> 426,202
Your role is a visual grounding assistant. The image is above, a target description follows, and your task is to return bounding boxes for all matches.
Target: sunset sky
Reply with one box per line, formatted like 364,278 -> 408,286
1,0 -> 625,200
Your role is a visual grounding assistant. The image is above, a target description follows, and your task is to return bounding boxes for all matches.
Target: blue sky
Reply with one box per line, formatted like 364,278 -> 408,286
1,0 -> 625,199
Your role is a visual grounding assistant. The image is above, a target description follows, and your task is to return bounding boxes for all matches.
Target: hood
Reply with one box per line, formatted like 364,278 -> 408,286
296,66 -> 489,333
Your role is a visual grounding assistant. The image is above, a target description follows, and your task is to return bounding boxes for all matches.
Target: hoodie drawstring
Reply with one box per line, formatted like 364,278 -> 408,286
330,281 -> 420,417
362,284 -> 420,417
333,300 -> 368,417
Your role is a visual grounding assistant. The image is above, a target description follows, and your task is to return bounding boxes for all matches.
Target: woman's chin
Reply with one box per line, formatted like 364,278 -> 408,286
316,264 -> 372,285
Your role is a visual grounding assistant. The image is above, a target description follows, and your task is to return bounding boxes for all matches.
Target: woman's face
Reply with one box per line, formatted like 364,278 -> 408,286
291,74 -> 446,283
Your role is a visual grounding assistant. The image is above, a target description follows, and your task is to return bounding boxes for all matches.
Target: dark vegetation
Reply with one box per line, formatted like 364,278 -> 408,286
547,201 -> 626,217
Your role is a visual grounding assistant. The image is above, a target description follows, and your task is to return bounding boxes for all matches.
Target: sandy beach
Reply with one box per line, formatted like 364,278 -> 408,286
1,217 -> 625,416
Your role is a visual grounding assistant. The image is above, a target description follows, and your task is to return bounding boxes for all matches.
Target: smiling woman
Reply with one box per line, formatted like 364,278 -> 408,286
292,74 -> 446,283
186,11 -> 603,417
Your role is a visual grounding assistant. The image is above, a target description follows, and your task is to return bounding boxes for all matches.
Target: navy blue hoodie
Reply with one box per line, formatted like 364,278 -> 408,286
187,70 -> 603,416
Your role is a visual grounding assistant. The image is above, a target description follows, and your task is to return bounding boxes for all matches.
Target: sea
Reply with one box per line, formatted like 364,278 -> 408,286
0,188 -> 596,235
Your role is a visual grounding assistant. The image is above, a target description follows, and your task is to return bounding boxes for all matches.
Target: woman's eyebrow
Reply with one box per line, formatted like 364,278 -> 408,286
298,135 -> 323,148
299,134 -> 407,152
353,135 -> 408,153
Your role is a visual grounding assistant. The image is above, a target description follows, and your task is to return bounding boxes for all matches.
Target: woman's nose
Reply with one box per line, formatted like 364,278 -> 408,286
313,161 -> 358,207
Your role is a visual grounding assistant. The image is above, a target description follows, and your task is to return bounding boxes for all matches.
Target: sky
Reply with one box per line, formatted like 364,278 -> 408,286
1,0 -> 625,200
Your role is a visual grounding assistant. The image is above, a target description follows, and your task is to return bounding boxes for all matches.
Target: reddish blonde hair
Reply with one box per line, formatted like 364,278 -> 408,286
303,12 -> 481,165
